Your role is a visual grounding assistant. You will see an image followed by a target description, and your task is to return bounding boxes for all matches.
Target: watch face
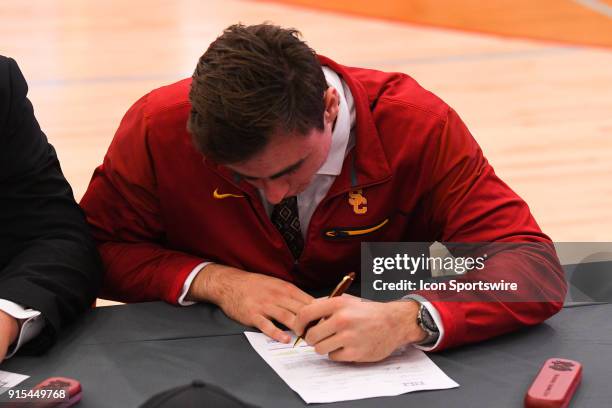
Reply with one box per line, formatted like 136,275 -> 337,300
420,306 -> 438,332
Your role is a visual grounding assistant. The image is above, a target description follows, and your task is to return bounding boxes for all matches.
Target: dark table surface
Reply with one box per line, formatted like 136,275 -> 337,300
2,301 -> 610,407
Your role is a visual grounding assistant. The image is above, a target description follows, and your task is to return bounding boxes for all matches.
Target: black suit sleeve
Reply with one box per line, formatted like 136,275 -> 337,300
0,56 -> 103,354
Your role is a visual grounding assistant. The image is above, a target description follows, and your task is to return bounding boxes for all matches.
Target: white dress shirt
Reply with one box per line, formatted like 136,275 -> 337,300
178,68 -> 444,350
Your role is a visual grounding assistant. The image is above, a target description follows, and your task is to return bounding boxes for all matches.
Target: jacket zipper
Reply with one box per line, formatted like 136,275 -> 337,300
206,159 -> 392,266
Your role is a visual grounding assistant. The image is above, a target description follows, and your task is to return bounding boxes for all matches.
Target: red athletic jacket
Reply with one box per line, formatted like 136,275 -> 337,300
80,56 -> 566,351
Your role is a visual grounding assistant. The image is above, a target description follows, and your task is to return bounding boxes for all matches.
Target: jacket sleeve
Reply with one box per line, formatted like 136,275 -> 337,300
0,57 -> 103,354
79,94 -> 204,304
418,107 -> 567,351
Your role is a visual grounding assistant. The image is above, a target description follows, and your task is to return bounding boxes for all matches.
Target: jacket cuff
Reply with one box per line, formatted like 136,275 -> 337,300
426,300 -> 467,351
165,258 -> 209,305
177,262 -> 213,306
401,294 -> 444,351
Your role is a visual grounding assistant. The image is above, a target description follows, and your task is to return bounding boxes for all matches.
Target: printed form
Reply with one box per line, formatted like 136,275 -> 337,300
0,370 -> 28,395
244,331 -> 458,404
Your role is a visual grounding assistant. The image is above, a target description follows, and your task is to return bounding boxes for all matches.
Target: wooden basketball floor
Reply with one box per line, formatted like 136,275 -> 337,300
1,1 -> 611,305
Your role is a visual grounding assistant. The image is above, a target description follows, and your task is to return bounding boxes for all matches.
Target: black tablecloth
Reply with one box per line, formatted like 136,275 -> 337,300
2,302 -> 609,407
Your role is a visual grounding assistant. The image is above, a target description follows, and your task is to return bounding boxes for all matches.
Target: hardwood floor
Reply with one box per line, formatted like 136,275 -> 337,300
1,1 -> 610,305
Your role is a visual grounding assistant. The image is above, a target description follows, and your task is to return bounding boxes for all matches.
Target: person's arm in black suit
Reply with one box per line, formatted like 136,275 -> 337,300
0,56 -> 103,360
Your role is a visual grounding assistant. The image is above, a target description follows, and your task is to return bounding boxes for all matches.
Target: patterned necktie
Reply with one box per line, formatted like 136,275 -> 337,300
271,196 -> 304,259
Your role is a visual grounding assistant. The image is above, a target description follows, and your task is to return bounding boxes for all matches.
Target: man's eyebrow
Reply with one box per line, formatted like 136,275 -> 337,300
235,158 -> 306,181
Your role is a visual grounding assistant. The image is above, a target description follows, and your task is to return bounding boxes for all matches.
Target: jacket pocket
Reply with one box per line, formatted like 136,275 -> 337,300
322,218 -> 389,240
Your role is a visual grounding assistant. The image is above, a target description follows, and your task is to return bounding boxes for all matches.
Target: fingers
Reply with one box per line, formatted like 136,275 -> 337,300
280,297 -> 310,315
268,278 -> 313,309
287,286 -> 314,305
304,314 -> 339,345
266,305 -> 297,331
328,347 -> 357,362
266,290 -> 314,332
294,297 -> 345,336
253,314 -> 291,343
311,331 -> 347,356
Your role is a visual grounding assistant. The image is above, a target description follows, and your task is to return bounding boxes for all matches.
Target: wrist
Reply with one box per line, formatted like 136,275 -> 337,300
186,263 -> 242,305
388,300 -> 427,348
0,310 -> 19,346
186,263 -> 221,303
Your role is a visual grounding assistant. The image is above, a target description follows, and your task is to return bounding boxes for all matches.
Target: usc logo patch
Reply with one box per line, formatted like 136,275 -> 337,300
348,190 -> 367,215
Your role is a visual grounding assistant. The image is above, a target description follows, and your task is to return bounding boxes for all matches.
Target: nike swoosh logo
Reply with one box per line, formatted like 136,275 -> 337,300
213,188 -> 245,199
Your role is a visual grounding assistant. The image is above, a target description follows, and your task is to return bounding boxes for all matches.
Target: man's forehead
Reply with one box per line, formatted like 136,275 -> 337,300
225,131 -> 316,179
229,157 -> 307,181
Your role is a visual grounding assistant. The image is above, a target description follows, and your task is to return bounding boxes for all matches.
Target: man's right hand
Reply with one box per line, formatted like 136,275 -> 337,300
186,264 -> 314,343
0,309 -> 19,362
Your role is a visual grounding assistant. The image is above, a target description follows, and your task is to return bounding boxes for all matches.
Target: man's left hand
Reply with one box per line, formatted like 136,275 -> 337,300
293,295 -> 427,362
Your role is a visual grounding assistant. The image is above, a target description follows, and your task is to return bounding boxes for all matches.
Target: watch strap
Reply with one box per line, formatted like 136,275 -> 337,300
416,303 -> 440,345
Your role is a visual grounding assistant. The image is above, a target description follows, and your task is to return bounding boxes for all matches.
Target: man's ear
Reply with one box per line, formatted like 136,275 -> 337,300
323,87 -> 340,128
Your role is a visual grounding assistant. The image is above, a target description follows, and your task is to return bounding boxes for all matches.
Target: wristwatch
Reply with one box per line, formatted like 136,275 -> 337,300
416,303 -> 439,345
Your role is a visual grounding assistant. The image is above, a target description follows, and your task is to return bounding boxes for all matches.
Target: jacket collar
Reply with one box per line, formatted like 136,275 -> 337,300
317,66 -> 352,176
317,55 -> 392,195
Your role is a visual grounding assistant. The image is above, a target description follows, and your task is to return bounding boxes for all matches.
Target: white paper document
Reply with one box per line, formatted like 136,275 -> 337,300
0,370 -> 29,395
244,331 -> 459,404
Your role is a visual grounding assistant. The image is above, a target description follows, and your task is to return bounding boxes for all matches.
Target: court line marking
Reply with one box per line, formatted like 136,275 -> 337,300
355,46 -> 579,68
29,47 -> 580,88
30,73 -> 191,88
258,0 -> 612,50
573,0 -> 612,18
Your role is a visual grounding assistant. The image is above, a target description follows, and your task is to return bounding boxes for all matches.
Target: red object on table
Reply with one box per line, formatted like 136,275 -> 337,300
525,358 -> 582,408
30,377 -> 82,407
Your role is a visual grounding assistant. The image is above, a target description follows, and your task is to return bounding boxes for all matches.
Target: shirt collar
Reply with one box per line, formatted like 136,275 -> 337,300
316,67 -> 355,176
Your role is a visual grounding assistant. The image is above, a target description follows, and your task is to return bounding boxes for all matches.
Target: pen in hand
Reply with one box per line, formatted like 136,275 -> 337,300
293,272 -> 356,347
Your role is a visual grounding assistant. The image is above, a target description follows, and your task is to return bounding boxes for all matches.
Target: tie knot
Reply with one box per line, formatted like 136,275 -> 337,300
280,196 -> 297,206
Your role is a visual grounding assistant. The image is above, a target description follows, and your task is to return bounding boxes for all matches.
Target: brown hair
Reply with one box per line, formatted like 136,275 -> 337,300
188,23 -> 327,164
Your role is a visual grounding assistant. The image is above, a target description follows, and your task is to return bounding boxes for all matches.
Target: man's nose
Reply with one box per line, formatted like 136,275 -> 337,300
262,179 -> 290,205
